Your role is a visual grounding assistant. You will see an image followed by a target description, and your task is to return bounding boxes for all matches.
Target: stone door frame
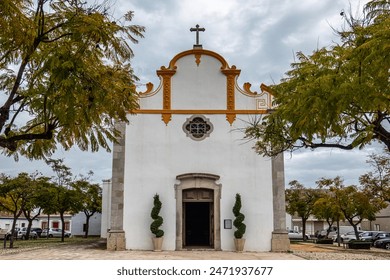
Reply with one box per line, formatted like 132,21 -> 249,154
174,173 -> 221,250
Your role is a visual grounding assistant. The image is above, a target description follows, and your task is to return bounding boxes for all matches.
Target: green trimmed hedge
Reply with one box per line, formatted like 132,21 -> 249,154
315,238 -> 334,244
150,194 -> 164,238
232,193 -> 246,239
348,240 -> 371,249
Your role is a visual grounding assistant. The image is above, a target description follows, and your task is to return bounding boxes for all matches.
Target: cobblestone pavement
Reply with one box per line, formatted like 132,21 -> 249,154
291,243 -> 390,260
0,240 -> 389,260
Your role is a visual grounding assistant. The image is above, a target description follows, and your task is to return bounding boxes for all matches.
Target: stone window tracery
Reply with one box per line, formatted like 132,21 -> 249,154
183,115 -> 213,141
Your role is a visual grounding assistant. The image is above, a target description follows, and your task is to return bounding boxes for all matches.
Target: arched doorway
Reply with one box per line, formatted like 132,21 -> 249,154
175,173 -> 221,250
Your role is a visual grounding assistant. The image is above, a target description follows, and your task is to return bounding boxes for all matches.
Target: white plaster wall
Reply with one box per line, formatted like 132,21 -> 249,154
122,52 -> 274,252
171,56 -> 226,110
235,86 -> 258,110
71,212 -> 102,236
123,114 -> 273,251
0,218 -> 41,230
100,180 -> 111,238
139,78 -> 163,109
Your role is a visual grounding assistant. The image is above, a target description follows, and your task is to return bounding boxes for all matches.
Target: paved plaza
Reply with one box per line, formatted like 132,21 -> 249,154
0,239 -> 390,260
0,239 -> 301,260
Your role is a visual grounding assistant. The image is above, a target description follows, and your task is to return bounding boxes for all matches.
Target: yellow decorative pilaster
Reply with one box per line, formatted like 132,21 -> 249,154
221,66 -> 241,125
156,66 -> 177,125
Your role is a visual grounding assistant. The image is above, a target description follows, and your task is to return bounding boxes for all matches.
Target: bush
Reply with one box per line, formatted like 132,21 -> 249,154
232,193 -> 246,239
315,238 -> 334,244
150,194 -> 164,238
348,240 -> 371,249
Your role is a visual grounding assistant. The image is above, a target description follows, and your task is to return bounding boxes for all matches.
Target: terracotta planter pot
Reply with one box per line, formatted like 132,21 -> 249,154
234,238 -> 246,252
152,237 -> 163,251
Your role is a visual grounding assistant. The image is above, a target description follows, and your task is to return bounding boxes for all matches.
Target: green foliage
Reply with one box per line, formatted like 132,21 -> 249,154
42,158 -> 87,241
245,0 -> 390,156
285,181 -> 321,219
150,194 -> 164,238
0,172 -> 36,247
0,173 -> 29,213
318,176 -> 387,239
232,193 -> 246,239
21,174 -> 52,240
46,159 -> 83,213
0,160 -> 101,242
348,240 -> 371,249
72,178 -> 102,215
312,188 -> 344,237
359,150 -> 390,203
71,175 -> 102,238
315,238 -> 334,244
0,0 -> 145,159
285,181 -> 321,241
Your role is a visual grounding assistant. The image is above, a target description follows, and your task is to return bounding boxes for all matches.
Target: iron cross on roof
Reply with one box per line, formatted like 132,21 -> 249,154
190,24 -> 205,48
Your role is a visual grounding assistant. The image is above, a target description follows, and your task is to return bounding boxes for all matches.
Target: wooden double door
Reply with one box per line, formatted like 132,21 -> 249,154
182,188 -> 214,247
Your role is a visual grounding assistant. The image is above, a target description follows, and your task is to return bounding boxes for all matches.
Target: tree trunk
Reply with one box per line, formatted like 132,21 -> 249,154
46,214 -> 50,239
84,215 -> 90,238
301,217 -> 307,241
9,211 -> 23,248
352,224 -> 360,240
60,213 -> 65,242
24,209 -> 41,240
9,219 -> 17,248
336,220 -> 341,246
25,223 -> 32,240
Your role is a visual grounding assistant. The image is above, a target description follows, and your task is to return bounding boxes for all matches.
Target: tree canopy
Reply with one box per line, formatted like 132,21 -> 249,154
0,0 -> 144,159
71,175 -> 102,238
287,173 -> 387,241
245,0 -> 390,156
312,191 -> 343,238
360,151 -> 390,202
0,172 -> 35,247
317,176 -> 387,239
285,180 -> 321,241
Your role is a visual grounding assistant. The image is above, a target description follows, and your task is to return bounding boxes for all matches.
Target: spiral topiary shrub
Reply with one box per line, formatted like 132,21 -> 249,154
232,193 -> 246,239
150,194 -> 164,238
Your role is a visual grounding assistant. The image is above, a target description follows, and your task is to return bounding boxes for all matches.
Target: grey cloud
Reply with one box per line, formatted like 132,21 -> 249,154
1,0 -> 377,187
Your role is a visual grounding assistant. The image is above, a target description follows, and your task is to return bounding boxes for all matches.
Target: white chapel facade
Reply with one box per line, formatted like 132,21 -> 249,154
102,26 -> 289,252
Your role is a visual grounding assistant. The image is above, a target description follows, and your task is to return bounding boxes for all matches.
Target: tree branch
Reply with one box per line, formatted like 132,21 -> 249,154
298,137 -> 354,150
42,33 -> 73,43
0,123 -> 57,151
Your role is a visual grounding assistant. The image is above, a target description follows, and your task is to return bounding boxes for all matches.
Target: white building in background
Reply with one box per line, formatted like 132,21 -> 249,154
71,212 -> 102,237
102,29 -> 289,252
0,211 -> 72,231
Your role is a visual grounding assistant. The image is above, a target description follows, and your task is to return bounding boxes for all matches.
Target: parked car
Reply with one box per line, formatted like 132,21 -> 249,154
359,231 -> 382,242
373,238 -> 390,250
341,231 -> 367,243
31,227 -> 43,237
41,228 -> 71,238
318,226 -> 354,239
5,227 -> 21,240
17,227 -> 38,240
0,228 -> 8,240
372,232 -> 390,241
334,230 -> 364,242
288,230 -> 310,240
364,231 -> 390,244
318,229 -> 336,239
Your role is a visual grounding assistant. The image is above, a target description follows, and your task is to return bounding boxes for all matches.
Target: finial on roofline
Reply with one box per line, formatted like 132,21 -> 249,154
190,24 -> 205,49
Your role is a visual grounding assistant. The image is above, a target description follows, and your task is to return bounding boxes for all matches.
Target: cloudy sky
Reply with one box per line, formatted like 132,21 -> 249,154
0,0 -> 381,187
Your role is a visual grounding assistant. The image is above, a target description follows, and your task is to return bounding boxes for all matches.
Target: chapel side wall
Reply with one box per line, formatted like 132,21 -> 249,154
100,179 -> 112,238
123,114 -> 274,251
